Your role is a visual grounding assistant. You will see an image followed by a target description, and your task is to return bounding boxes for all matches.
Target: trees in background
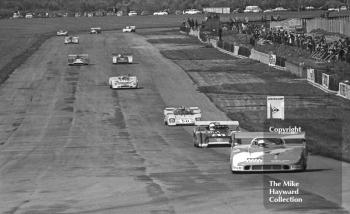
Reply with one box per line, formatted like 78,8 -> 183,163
0,0 -> 347,14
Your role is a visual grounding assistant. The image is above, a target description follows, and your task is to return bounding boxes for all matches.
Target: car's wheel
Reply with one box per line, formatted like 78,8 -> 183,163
164,121 -> 168,126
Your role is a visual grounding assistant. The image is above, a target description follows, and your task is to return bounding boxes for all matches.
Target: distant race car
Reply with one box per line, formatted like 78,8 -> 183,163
109,75 -> 138,89
193,121 -> 240,148
90,27 -> 102,34
122,26 -> 136,32
112,53 -> 133,64
64,36 -> 79,44
163,106 -> 201,126
68,54 -> 89,66
230,132 -> 307,172
57,30 -> 68,36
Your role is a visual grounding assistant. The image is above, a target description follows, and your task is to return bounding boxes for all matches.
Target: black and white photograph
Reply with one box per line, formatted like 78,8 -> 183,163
0,0 -> 349,213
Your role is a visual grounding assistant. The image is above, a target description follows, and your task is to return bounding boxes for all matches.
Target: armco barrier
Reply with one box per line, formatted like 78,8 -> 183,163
314,69 -> 323,84
238,46 -> 251,57
276,56 -> 286,67
322,72 -> 339,91
338,81 -> 350,99
250,49 -> 270,65
286,62 -> 306,78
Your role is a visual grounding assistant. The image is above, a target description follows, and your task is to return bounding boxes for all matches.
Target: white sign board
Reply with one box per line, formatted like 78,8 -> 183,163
307,68 -> 315,82
267,96 -> 285,120
268,53 -> 276,67
339,82 -> 350,99
322,73 -> 329,89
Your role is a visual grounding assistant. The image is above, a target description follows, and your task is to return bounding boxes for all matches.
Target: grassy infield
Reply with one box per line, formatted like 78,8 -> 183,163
0,15 -> 349,162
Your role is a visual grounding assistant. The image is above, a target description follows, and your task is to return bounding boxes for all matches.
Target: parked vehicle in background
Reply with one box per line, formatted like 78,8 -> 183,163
128,11 -> 137,16
183,9 -> 201,14
153,11 -> 168,15
305,6 -> 315,10
328,8 -> 340,12
263,9 -> 273,13
273,7 -> 287,12
340,6 -> 348,11
244,6 -> 262,13
25,13 -> 33,18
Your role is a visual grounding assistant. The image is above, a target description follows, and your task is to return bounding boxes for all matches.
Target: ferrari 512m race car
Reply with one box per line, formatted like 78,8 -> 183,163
64,36 -> 79,44
57,30 -> 68,36
90,27 -> 102,34
193,121 -> 240,148
163,106 -> 201,126
230,132 -> 308,172
68,54 -> 89,66
122,26 -> 136,32
109,75 -> 138,89
112,53 -> 133,64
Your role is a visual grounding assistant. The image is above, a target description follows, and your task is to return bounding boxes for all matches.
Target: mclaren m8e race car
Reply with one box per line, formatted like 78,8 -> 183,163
109,75 -> 138,89
163,106 -> 201,126
68,54 -> 89,66
64,36 -> 79,44
90,27 -> 102,34
122,26 -> 136,32
112,53 -> 133,64
193,121 -> 240,148
57,30 -> 68,36
230,132 -> 307,172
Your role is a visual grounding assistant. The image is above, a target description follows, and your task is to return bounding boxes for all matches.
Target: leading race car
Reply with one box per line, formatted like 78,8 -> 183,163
68,54 -> 89,66
122,26 -> 136,32
57,30 -> 68,36
163,106 -> 201,126
109,75 -> 138,89
112,53 -> 133,64
230,132 -> 307,172
193,121 -> 240,148
64,36 -> 79,44
90,27 -> 102,34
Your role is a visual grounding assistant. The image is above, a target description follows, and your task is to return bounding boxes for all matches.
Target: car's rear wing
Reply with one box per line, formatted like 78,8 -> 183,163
163,108 -> 176,115
233,132 -> 305,139
68,54 -> 88,58
112,53 -> 133,56
195,121 -> 239,126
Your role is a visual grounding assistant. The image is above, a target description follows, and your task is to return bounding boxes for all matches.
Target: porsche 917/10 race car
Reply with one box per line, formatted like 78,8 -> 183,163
230,132 -> 307,172
64,36 -> 79,44
90,27 -> 102,34
108,75 -> 138,89
57,30 -> 68,36
122,26 -> 136,32
112,53 -> 133,64
68,54 -> 89,66
163,106 -> 201,126
193,121 -> 240,148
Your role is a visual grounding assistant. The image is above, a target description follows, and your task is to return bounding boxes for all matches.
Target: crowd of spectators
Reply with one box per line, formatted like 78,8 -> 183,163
239,23 -> 350,63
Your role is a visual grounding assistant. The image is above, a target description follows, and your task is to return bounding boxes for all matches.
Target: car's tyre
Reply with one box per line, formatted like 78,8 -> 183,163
164,121 -> 168,126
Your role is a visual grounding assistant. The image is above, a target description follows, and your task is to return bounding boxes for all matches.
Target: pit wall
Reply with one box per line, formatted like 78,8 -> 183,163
184,28 -> 350,100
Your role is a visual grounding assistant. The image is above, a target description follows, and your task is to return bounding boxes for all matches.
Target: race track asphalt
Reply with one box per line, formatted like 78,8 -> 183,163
0,30 -> 349,214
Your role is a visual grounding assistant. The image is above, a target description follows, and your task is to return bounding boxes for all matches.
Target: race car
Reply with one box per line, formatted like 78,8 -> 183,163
108,75 -> 138,89
193,121 -> 240,148
57,30 -> 68,36
112,53 -> 133,64
64,36 -> 79,44
122,26 -> 136,32
163,106 -> 201,126
68,54 -> 89,66
90,27 -> 102,34
230,132 -> 307,172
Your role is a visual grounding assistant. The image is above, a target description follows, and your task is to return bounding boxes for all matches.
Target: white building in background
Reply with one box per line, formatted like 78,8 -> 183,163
203,7 -> 230,14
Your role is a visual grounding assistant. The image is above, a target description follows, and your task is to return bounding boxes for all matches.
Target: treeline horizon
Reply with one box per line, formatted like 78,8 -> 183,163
0,0 -> 347,13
